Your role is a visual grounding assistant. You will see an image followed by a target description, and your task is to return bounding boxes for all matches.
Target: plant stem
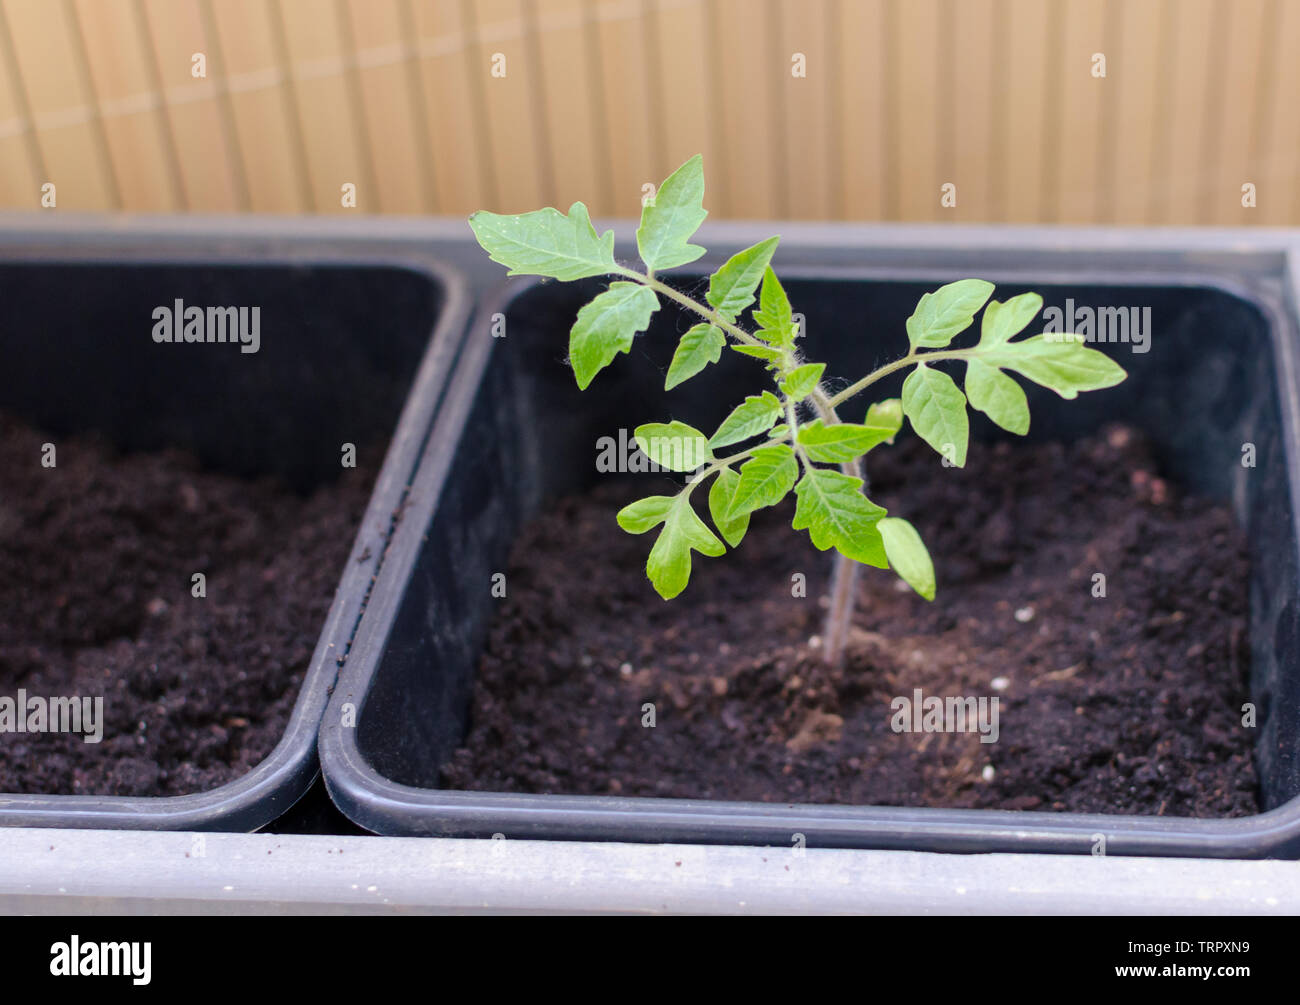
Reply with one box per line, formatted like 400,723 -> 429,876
826,349 -> 976,409
617,267 -> 766,349
686,433 -> 790,490
806,388 -> 865,668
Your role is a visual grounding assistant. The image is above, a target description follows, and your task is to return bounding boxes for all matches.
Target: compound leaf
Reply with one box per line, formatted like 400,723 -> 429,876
617,493 -> 724,600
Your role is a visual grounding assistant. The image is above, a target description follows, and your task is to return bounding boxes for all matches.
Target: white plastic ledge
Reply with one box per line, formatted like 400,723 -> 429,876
0,828 -> 1297,915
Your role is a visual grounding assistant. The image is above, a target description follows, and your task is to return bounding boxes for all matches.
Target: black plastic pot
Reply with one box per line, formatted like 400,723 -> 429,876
320,260 -> 1300,858
0,240 -> 469,830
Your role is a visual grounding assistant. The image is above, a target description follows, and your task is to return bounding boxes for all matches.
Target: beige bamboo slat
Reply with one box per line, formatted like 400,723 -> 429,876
707,0 -> 780,221
1263,0 -> 1300,223
339,0 -> 433,214
0,0 -> 41,207
589,0 -> 654,219
1152,0 -> 1216,225
2,0 -> 116,209
888,0 -> 941,223
1052,0 -> 1107,223
408,0 -> 491,213
138,0 -> 244,211
995,0 -> 1054,223
203,0 -> 304,212
274,0 -> 375,213
775,0 -> 832,220
1107,0 -> 1162,224
950,0 -> 997,222
462,0 -> 548,213
140,1 -> 233,210
836,0 -> 886,221
1209,0 -> 1271,226
531,0 -> 606,212
644,0 -> 717,213
73,0 -> 181,212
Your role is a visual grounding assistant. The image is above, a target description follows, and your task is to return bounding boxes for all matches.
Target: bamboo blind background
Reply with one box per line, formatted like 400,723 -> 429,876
0,0 -> 1296,224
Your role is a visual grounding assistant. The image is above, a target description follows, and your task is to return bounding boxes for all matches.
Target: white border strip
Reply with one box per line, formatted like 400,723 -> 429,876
1,829 -> 1298,915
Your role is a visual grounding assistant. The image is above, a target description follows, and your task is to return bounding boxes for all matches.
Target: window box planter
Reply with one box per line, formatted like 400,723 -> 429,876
0,235 -> 469,831
319,240 -> 1300,858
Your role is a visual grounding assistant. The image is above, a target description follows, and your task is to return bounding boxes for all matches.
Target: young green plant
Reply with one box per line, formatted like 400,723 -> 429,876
469,155 -> 1127,666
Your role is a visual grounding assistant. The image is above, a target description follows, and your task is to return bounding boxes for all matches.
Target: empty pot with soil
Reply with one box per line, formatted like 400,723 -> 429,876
0,244 -> 467,830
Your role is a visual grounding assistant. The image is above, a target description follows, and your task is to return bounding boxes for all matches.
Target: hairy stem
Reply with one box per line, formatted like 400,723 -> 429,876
826,349 -> 976,409
686,433 -> 791,490
616,268 -> 766,349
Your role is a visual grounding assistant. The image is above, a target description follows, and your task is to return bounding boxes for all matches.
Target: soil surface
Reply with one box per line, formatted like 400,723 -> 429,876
443,425 -> 1258,817
0,412 -> 372,796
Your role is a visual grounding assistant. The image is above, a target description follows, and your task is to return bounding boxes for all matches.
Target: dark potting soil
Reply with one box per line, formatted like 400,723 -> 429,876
0,412 -> 373,796
443,425 -> 1259,817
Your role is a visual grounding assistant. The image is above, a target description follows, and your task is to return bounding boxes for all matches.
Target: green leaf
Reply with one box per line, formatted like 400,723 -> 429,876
901,363 -> 969,467
731,344 -> 785,366
568,281 -> 659,389
615,495 -> 675,534
636,154 -> 708,272
728,444 -> 799,519
796,419 -> 883,464
708,467 -> 750,547
964,358 -> 1029,435
780,362 -> 825,402
709,391 -> 783,449
864,398 -> 904,445
633,421 -> 712,471
468,202 -> 616,281
617,494 -> 724,600
978,292 -> 1043,348
706,237 -> 780,322
665,323 -> 725,390
768,423 -> 790,439
878,517 -> 935,601
753,267 -> 795,346
791,468 -> 888,567
985,335 -> 1127,399
906,279 -> 995,350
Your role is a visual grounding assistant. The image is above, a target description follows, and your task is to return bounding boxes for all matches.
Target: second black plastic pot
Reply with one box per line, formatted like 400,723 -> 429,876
320,256 -> 1300,858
